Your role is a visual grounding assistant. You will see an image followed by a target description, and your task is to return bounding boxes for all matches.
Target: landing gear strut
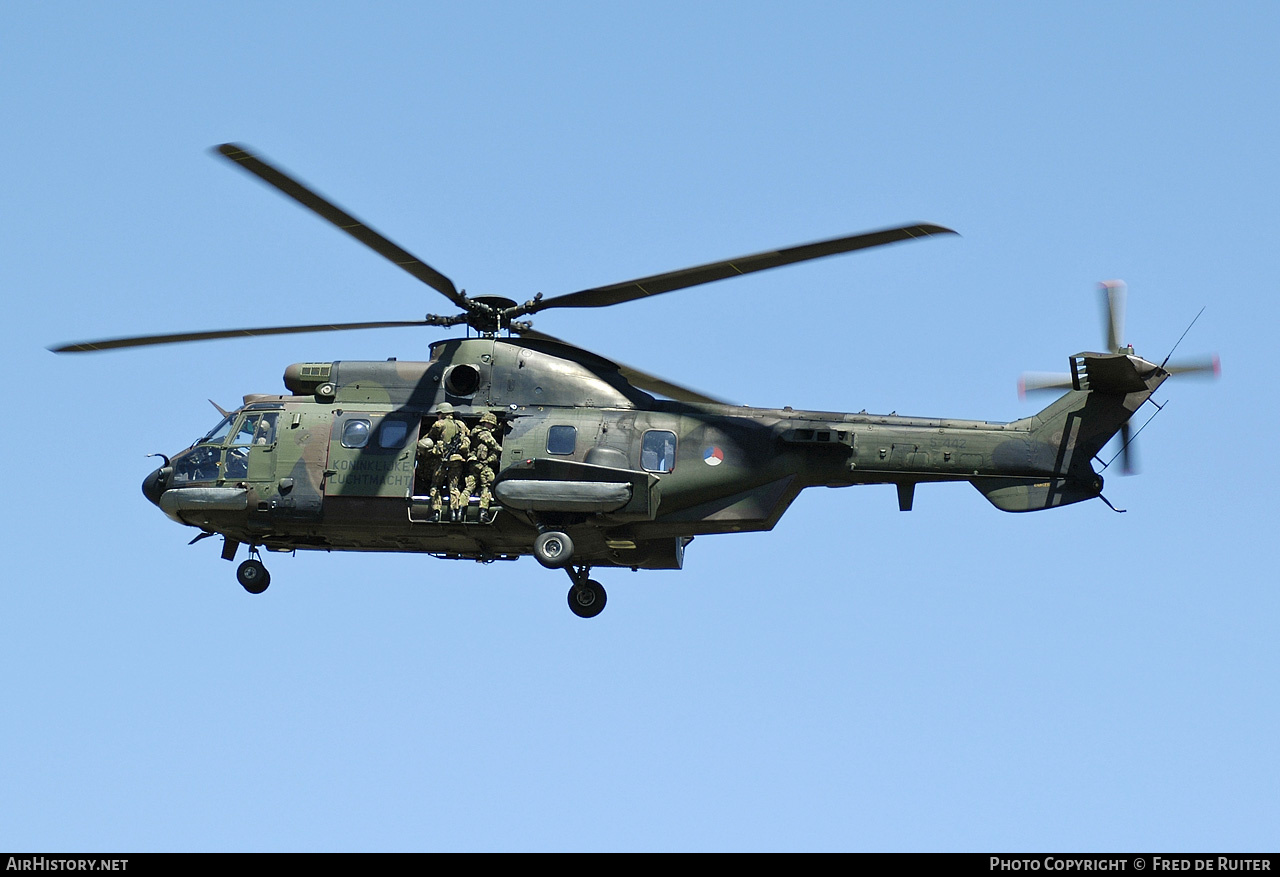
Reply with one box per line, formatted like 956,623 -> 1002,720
236,549 -> 270,594
565,565 -> 606,619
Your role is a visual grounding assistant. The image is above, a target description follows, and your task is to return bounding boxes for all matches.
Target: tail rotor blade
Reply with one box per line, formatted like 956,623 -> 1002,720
1165,354 -> 1220,378
1018,372 -> 1073,399
1119,421 -> 1137,475
1100,280 -> 1127,353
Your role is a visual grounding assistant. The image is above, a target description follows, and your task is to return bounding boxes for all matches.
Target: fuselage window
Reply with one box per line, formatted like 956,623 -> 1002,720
641,430 -> 677,473
379,420 -> 409,449
342,419 -> 372,448
547,425 -> 576,455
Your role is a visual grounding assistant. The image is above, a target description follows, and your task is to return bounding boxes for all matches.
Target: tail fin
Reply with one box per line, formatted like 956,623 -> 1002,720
972,353 -> 1167,512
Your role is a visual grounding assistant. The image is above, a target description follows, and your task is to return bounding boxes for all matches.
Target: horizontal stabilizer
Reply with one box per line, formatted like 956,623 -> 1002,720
971,476 -> 1100,512
1069,352 -> 1154,395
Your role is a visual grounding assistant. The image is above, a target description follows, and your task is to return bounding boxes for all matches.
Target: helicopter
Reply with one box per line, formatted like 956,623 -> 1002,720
51,144 -> 1219,618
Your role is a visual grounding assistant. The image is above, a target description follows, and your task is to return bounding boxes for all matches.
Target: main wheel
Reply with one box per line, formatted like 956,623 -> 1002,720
567,579 -> 607,618
236,558 -> 270,594
533,530 -> 574,569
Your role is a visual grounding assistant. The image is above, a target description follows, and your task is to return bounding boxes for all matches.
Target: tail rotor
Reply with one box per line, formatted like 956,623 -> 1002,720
1018,281 -> 1219,474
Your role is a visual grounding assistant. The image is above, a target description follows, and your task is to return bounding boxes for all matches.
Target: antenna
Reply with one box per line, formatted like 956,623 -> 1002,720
1101,399 -> 1168,471
1161,307 -> 1206,368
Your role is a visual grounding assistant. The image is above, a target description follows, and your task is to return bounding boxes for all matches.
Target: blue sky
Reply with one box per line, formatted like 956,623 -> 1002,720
3,2 -> 1277,852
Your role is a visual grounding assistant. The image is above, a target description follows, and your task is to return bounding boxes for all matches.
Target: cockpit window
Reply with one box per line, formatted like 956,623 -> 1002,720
171,445 -> 223,485
231,412 -> 278,446
231,416 -> 256,446
200,414 -> 236,445
254,413 -> 278,445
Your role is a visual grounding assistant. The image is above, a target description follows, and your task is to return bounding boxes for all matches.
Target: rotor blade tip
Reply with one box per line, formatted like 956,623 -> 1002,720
921,223 -> 959,237
214,143 -> 251,160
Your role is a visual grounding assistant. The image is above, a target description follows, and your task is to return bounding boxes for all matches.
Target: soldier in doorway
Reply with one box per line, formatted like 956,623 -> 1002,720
464,411 -> 502,521
414,433 -> 436,496
421,403 -> 469,521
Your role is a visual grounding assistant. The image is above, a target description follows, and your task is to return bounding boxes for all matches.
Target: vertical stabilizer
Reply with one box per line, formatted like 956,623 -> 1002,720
972,353 -> 1167,512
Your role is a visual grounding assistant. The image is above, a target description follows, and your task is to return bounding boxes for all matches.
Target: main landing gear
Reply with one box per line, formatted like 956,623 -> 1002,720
565,565 -> 606,619
236,550 -> 270,595
533,529 -> 574,569
532,529 -> 604,617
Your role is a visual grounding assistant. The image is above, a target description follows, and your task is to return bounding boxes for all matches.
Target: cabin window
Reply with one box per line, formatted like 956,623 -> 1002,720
379,419 -> 409,449
342,419 -> 372,448
641,430 -> 677,473
547,425 -> 576,455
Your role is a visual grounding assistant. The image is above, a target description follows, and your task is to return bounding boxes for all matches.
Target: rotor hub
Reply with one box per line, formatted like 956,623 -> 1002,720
466,296 -> 518,333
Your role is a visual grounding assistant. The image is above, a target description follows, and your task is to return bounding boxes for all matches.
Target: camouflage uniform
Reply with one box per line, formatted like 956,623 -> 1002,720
414,434 -> 436,496
423,404 -> 470,519
464,412 -> 501,516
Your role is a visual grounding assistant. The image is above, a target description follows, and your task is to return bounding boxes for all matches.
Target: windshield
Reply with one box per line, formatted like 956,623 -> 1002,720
199,413 -> 237,445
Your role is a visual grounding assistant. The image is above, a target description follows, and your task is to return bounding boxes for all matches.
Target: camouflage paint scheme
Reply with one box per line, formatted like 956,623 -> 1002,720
144,334 -> 1167,571
58,144 -> 1214,615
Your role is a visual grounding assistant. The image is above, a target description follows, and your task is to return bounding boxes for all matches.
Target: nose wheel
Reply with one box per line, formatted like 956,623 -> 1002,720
236,552 -> 270,594
565,565 -> 606,618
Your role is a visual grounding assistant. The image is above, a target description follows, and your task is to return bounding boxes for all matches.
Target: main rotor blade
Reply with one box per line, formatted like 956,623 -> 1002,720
215,144 -> 468,310
527,223 -> 957,313
50,319 -> 439,353
512,327 -> 731,405
1100,280 -> 1127,354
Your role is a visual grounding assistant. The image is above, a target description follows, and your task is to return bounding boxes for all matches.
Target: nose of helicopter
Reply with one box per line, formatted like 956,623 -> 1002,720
142,465 -> 171,507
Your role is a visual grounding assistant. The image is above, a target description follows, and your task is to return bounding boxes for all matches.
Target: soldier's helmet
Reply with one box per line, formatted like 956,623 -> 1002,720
478,412 -> 498,427
436,402 -> 455,415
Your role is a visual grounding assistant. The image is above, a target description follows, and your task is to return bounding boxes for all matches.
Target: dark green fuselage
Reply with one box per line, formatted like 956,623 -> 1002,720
147,336 -> 1166,570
